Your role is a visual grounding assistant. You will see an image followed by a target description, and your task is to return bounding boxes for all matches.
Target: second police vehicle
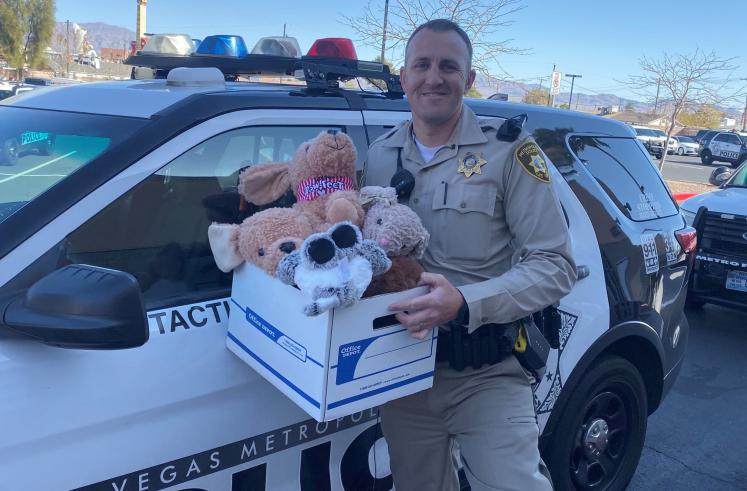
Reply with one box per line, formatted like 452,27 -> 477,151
0,34 -> 695,491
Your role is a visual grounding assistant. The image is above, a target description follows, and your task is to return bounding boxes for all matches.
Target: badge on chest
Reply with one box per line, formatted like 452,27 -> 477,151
457,152 -> 487,178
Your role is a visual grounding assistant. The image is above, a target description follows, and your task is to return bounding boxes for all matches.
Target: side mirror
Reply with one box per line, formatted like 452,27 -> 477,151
708,166 -> 732,187
1,264 -> 148,349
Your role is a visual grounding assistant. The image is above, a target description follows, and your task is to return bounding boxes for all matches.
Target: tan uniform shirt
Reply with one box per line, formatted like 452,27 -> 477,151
363,105 -> 577,332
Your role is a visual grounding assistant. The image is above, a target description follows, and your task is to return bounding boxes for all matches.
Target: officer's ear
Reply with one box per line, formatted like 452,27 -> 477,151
464,68 -> 476,93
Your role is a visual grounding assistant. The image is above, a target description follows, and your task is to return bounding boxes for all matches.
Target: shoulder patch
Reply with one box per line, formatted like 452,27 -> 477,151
515,141 -> 550,183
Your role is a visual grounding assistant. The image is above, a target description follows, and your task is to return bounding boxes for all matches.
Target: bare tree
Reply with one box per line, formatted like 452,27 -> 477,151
340,0 -> 526,76
627,49 -> 741,169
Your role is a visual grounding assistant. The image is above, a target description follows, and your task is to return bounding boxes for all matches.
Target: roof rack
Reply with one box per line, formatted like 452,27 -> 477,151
123,53 -> 404,96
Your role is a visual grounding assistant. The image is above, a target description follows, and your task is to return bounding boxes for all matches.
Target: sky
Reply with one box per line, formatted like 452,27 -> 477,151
54,0 -> 747,101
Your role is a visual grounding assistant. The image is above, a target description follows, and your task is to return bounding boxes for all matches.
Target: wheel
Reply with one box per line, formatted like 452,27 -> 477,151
677,147 -> 684,156
1,138 -> 18,165
545,355 -> 647,491
700,149 -> 713,165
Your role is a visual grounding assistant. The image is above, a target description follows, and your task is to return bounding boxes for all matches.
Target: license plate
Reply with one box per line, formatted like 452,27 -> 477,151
725,270 -> 747,292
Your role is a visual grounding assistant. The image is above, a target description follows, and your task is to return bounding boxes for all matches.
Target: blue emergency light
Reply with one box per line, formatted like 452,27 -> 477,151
195,35 -> 248,57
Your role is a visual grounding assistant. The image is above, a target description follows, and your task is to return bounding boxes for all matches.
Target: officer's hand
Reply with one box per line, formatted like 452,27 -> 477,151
388,272 -> 465,339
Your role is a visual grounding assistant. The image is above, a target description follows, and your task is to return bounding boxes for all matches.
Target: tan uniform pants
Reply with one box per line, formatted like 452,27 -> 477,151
380,354 -> 553,491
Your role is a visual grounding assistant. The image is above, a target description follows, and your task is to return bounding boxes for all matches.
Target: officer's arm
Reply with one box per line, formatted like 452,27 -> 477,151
457,137 -> 577,332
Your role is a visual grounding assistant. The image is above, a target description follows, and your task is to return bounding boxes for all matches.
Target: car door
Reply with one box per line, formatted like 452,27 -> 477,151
711,133 -> 728,158
720,133 -> 742,160
0,109 -> 391,491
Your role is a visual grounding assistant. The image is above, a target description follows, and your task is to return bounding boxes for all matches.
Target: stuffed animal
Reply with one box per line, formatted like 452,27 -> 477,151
208,207 -> 313,275
238,130 -> 365,232
277,222 -> 391,316
359,186 -> 430,296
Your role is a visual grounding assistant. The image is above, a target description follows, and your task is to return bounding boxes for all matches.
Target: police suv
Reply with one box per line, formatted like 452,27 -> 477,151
699,131 -> 747,167
681,164 -> 747,310
0,36 -> 694,491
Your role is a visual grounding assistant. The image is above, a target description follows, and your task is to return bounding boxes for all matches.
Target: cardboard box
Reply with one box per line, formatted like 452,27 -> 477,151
227,263 -> 437,422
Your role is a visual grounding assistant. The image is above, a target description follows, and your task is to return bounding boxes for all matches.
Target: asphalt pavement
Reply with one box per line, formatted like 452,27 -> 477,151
660,154 -> 715,185
628,303 -> 747,490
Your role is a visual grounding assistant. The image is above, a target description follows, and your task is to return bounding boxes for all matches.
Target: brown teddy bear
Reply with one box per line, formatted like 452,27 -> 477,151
208,207 -> 313,275
360,186 -> 430,296
238,130 -> 365,233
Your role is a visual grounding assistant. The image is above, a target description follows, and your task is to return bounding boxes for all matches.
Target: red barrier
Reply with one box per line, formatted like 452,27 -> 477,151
673,192 -> 697,202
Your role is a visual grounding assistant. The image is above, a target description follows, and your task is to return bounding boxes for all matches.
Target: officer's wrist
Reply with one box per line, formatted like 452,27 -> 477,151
454,297 -> 470,326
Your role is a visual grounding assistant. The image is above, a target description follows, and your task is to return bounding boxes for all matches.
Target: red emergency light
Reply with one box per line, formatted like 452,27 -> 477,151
307,38 -> 358,60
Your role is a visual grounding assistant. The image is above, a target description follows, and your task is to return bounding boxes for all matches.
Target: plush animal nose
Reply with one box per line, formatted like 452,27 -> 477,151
279,241 -> 296,254
378,238 -> 390,248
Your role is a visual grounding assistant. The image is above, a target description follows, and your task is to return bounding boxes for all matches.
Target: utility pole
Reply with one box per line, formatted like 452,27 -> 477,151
566,73 -> 582,110
653,78 -> 661,114
380,0 -> 390,62
283,23 -> 286,37
547,64 -> 555,107
740,78 -> 747,131
65,20 -> 70,78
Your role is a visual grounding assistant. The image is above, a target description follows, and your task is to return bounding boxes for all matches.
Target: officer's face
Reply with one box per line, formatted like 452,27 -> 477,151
401,29 -> 476,128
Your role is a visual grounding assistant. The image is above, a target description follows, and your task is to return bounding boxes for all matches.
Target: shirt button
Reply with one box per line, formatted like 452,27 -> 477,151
460,202 -> 466,208
413,198 -> 419,204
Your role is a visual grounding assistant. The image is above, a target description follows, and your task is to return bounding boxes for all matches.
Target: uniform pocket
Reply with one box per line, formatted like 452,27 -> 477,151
431,182 -> 497,261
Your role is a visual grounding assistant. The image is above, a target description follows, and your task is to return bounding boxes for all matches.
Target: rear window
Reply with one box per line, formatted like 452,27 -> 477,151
569,136 -> 678,221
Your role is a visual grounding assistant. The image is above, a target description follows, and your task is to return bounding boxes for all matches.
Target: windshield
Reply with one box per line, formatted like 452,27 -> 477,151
726,163 -> 747,187
635,128 -> 656,137
0,106 -> 146,223
678,136 -> 694,143
652,130 -> 666,137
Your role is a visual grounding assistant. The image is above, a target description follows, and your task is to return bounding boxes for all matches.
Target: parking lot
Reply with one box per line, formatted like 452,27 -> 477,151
628,303 -> 747,490
661,154 -> 715,184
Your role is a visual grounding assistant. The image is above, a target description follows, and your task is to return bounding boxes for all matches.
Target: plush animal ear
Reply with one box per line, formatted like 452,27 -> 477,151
306,236 -> 336,265
238,163 -> 291,205
330,221 -> 360,249
412,231 -> 430,259
360,186 -> 397,209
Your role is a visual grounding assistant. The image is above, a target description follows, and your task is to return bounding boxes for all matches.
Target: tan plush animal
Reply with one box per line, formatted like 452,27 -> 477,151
208,207 -> 313,276
238,130 -> 365,232
360,186 -> 430,296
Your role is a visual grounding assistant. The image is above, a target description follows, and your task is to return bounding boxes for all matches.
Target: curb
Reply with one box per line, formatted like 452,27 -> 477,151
673,192 -> 697,203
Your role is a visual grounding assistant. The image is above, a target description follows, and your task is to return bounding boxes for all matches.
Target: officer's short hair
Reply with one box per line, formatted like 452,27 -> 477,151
405,19 -> 473,70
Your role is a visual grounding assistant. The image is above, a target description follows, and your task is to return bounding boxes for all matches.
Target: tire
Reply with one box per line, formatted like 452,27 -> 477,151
1,138 -> 18,165
545,355 -> 648,491
700,149 -> 713,165
677,147 -> 684,156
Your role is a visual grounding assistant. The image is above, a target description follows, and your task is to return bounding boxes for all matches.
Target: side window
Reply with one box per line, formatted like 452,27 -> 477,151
725,134 -> 741,145
713,134 -> 728,143
63,125 -> 340,309
569,136 -> 678,221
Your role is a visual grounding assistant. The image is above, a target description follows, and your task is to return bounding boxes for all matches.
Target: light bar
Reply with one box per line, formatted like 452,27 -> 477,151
307,38 -> 357,60
251,36 -> 302,58
140,34 -> 194,56
196,35 -> 249,57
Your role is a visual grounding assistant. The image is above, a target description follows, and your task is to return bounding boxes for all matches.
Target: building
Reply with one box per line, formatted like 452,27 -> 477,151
100,48 -> 129,62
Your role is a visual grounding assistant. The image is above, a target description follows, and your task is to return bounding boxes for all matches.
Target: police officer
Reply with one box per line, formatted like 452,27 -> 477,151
363,19 -> 576,491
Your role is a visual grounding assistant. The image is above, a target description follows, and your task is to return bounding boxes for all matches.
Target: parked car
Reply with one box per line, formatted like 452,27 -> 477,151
632,126 -> 664,158
671,135 -> 699,156
700,131 -> 747,167
0,38 -> 693,491
681,163 -> 747,310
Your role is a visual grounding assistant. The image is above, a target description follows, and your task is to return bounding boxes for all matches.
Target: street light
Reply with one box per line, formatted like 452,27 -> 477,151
566,73 -> 582,110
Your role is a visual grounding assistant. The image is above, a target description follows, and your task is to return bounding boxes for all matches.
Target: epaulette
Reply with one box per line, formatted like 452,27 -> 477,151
497,114 -> 528,142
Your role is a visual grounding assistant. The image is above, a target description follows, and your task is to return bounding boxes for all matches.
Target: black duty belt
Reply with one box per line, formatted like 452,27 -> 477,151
436,322 -> 519,371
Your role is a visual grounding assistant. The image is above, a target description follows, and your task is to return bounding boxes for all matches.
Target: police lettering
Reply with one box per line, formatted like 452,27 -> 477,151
147,299 -> 231,334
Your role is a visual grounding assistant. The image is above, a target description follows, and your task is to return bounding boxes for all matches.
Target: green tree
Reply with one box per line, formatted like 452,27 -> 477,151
678,105 -> 723,129
522,87 -> 549,105
0,0 -> 55,78
368,55 -> 396,90
465,86 -> 482,98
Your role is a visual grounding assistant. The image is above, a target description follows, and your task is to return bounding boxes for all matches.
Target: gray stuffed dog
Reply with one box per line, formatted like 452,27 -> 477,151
277,221 -> 391,316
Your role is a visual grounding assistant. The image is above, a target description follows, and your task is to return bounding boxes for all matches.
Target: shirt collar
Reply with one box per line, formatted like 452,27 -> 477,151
381,105 -> 488,148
